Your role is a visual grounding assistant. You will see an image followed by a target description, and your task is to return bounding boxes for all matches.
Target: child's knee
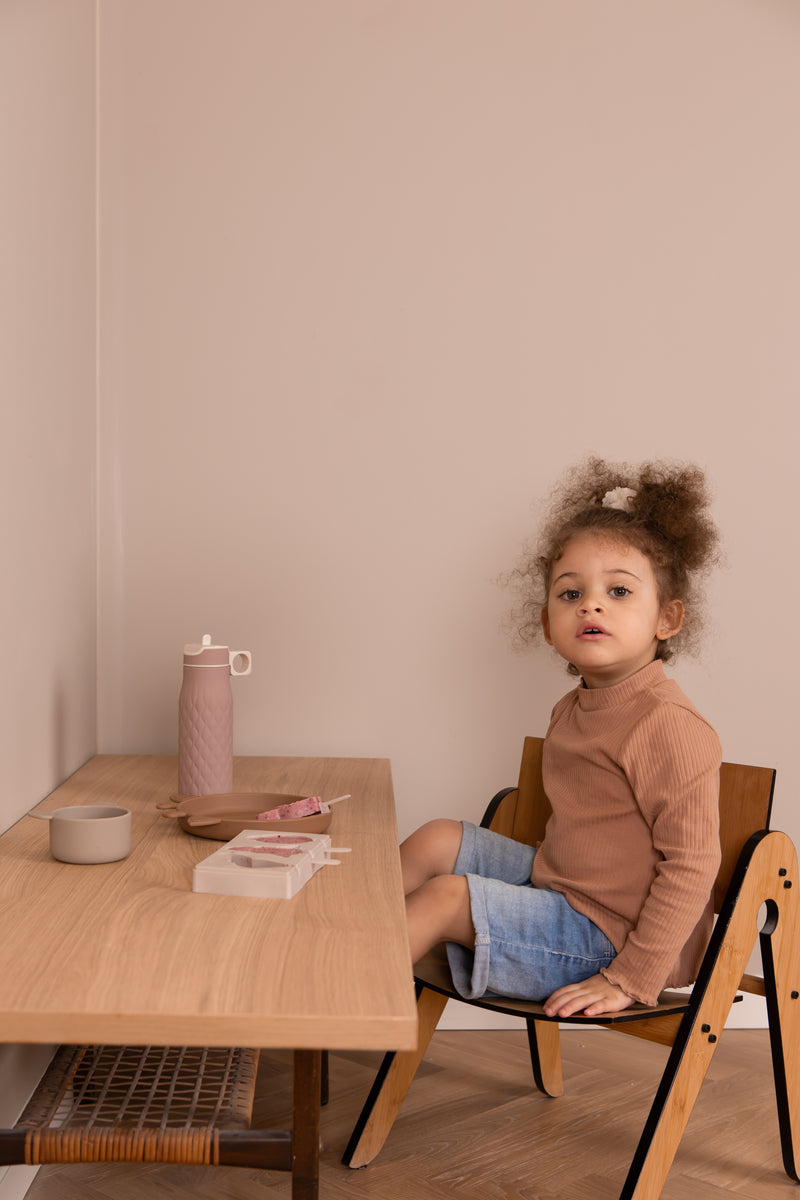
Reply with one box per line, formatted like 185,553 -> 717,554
405,818 -> 462,862
400,819 -> 464,896
426,871 -> 470,910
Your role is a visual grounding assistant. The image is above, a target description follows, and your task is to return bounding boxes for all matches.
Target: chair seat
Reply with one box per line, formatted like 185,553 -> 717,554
415,943 -> 698,1025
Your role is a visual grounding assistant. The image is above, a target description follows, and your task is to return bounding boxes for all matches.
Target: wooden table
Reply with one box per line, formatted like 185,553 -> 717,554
0,754 -> 417,1198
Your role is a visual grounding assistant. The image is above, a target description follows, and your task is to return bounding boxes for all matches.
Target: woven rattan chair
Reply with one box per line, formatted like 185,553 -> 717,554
344,737 -> 798,1199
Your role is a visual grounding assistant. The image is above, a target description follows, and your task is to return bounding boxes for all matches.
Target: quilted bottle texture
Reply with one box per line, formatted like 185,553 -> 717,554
178,635 -> 252,797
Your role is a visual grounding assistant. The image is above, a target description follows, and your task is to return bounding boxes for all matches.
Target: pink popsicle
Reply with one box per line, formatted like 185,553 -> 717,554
257,796 -> 323,820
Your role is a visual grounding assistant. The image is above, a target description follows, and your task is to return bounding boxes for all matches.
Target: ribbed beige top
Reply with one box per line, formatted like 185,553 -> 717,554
532,660 -> 722,1005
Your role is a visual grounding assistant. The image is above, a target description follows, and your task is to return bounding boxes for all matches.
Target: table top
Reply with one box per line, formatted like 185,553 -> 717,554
0,755 -> 418,1051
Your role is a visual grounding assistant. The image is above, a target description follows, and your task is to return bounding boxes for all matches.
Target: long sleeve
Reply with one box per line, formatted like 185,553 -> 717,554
599,704 -> 721,1004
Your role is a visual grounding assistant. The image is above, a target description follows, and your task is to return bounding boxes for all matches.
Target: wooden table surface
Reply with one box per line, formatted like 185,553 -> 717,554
0,754 -> 418,1052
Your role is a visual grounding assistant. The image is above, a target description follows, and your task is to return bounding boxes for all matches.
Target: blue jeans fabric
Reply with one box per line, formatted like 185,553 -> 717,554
446,821 -> 616,1002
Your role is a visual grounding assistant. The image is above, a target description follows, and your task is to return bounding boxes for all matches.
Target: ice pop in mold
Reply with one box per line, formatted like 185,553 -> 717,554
192,829 -> 350,899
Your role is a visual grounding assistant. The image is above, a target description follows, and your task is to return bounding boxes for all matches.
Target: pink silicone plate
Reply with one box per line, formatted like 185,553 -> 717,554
157,792 -> 333,841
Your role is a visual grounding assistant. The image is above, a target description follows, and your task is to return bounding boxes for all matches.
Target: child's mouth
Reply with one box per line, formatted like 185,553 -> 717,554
578,625 -> 608,639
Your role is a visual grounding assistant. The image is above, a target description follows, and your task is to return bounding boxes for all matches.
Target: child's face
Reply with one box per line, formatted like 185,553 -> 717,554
541,532 -> 683,689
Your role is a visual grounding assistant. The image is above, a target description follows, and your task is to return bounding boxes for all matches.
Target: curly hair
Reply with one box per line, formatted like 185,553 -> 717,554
508,457 -> 721,671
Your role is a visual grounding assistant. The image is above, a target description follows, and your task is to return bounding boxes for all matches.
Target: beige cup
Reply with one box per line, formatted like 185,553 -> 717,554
31,804 -> 132,864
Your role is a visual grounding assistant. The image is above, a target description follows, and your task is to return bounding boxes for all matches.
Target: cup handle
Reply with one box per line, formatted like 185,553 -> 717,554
229,650 -> 252,676
29,811 -> 54,820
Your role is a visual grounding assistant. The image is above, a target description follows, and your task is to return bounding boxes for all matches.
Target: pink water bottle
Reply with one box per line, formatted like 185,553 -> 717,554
178,634 -> 253,796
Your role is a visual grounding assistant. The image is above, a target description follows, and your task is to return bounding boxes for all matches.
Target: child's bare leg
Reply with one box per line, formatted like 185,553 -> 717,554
405,874 -> 475,963
401,820 -> 475,962
400,818 -> 464,895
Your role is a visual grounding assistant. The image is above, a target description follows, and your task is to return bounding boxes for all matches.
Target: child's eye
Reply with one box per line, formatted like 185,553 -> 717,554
610,586 -> 631,598
558,589 -> 582,601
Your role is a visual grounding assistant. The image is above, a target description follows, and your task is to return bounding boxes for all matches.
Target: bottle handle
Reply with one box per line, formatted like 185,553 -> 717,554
229,650 -> 252,676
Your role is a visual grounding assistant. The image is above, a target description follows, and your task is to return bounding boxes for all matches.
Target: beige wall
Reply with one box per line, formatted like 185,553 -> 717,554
1,0 -> 97,829
0,0 -> 97,1192
98,0 -> 799,856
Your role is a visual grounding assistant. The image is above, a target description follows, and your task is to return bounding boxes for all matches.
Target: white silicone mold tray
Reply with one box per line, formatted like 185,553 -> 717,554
192,830 -> 349,899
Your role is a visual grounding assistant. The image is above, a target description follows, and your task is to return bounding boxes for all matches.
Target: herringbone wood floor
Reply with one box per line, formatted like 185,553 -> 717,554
24,1029 -> 799,1200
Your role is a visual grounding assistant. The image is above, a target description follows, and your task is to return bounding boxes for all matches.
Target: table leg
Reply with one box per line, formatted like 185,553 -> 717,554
292,1049 -> 321,1200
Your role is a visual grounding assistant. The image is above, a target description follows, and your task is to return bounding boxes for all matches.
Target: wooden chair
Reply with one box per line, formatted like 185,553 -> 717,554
343,738 -> 799,1199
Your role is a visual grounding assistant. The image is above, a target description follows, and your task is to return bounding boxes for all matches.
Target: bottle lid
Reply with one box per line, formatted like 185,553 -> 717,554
183,634 -> 231,667
183,635 -> 253,674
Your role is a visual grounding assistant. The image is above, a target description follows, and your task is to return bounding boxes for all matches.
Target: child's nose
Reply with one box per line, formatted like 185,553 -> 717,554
579,595 -> 604,614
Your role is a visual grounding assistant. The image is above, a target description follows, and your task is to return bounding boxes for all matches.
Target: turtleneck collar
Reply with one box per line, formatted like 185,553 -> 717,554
575,659 -> 667,710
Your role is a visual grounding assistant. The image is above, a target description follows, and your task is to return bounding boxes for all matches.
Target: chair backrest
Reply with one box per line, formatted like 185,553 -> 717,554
489,736 -> 776,915
714,760 -> 775,912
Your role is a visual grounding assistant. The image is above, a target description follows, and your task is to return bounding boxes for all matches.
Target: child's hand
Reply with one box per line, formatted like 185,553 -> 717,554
543,974 -> 634,1018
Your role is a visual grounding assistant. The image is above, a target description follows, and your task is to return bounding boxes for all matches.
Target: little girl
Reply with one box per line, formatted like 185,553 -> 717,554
402,458 -> 722,1018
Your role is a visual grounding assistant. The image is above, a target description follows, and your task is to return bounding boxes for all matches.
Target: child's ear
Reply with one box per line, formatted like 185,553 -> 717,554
541,607 -> 552,645
657,600 -> 684,642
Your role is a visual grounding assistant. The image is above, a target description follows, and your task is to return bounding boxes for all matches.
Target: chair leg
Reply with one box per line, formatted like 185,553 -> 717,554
320,1049 -> 329,1106
342,984 -> 448,1168
760,838 -> 800,1182
620,830 -> 795,1200
618,1001 -> 728,1200
526,1019 -> 563,1097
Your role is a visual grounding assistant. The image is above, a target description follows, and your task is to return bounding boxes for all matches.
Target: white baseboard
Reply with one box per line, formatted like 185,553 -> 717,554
0,1044 -> 56,1200
436,988 -> 767,1030
0,1168 -> 41,1200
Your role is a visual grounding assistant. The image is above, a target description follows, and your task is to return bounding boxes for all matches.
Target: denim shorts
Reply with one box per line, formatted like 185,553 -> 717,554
446,821 -> 616,1002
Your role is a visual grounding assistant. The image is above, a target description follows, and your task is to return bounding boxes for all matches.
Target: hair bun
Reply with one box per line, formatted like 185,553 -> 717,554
633,463 -> 717,573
